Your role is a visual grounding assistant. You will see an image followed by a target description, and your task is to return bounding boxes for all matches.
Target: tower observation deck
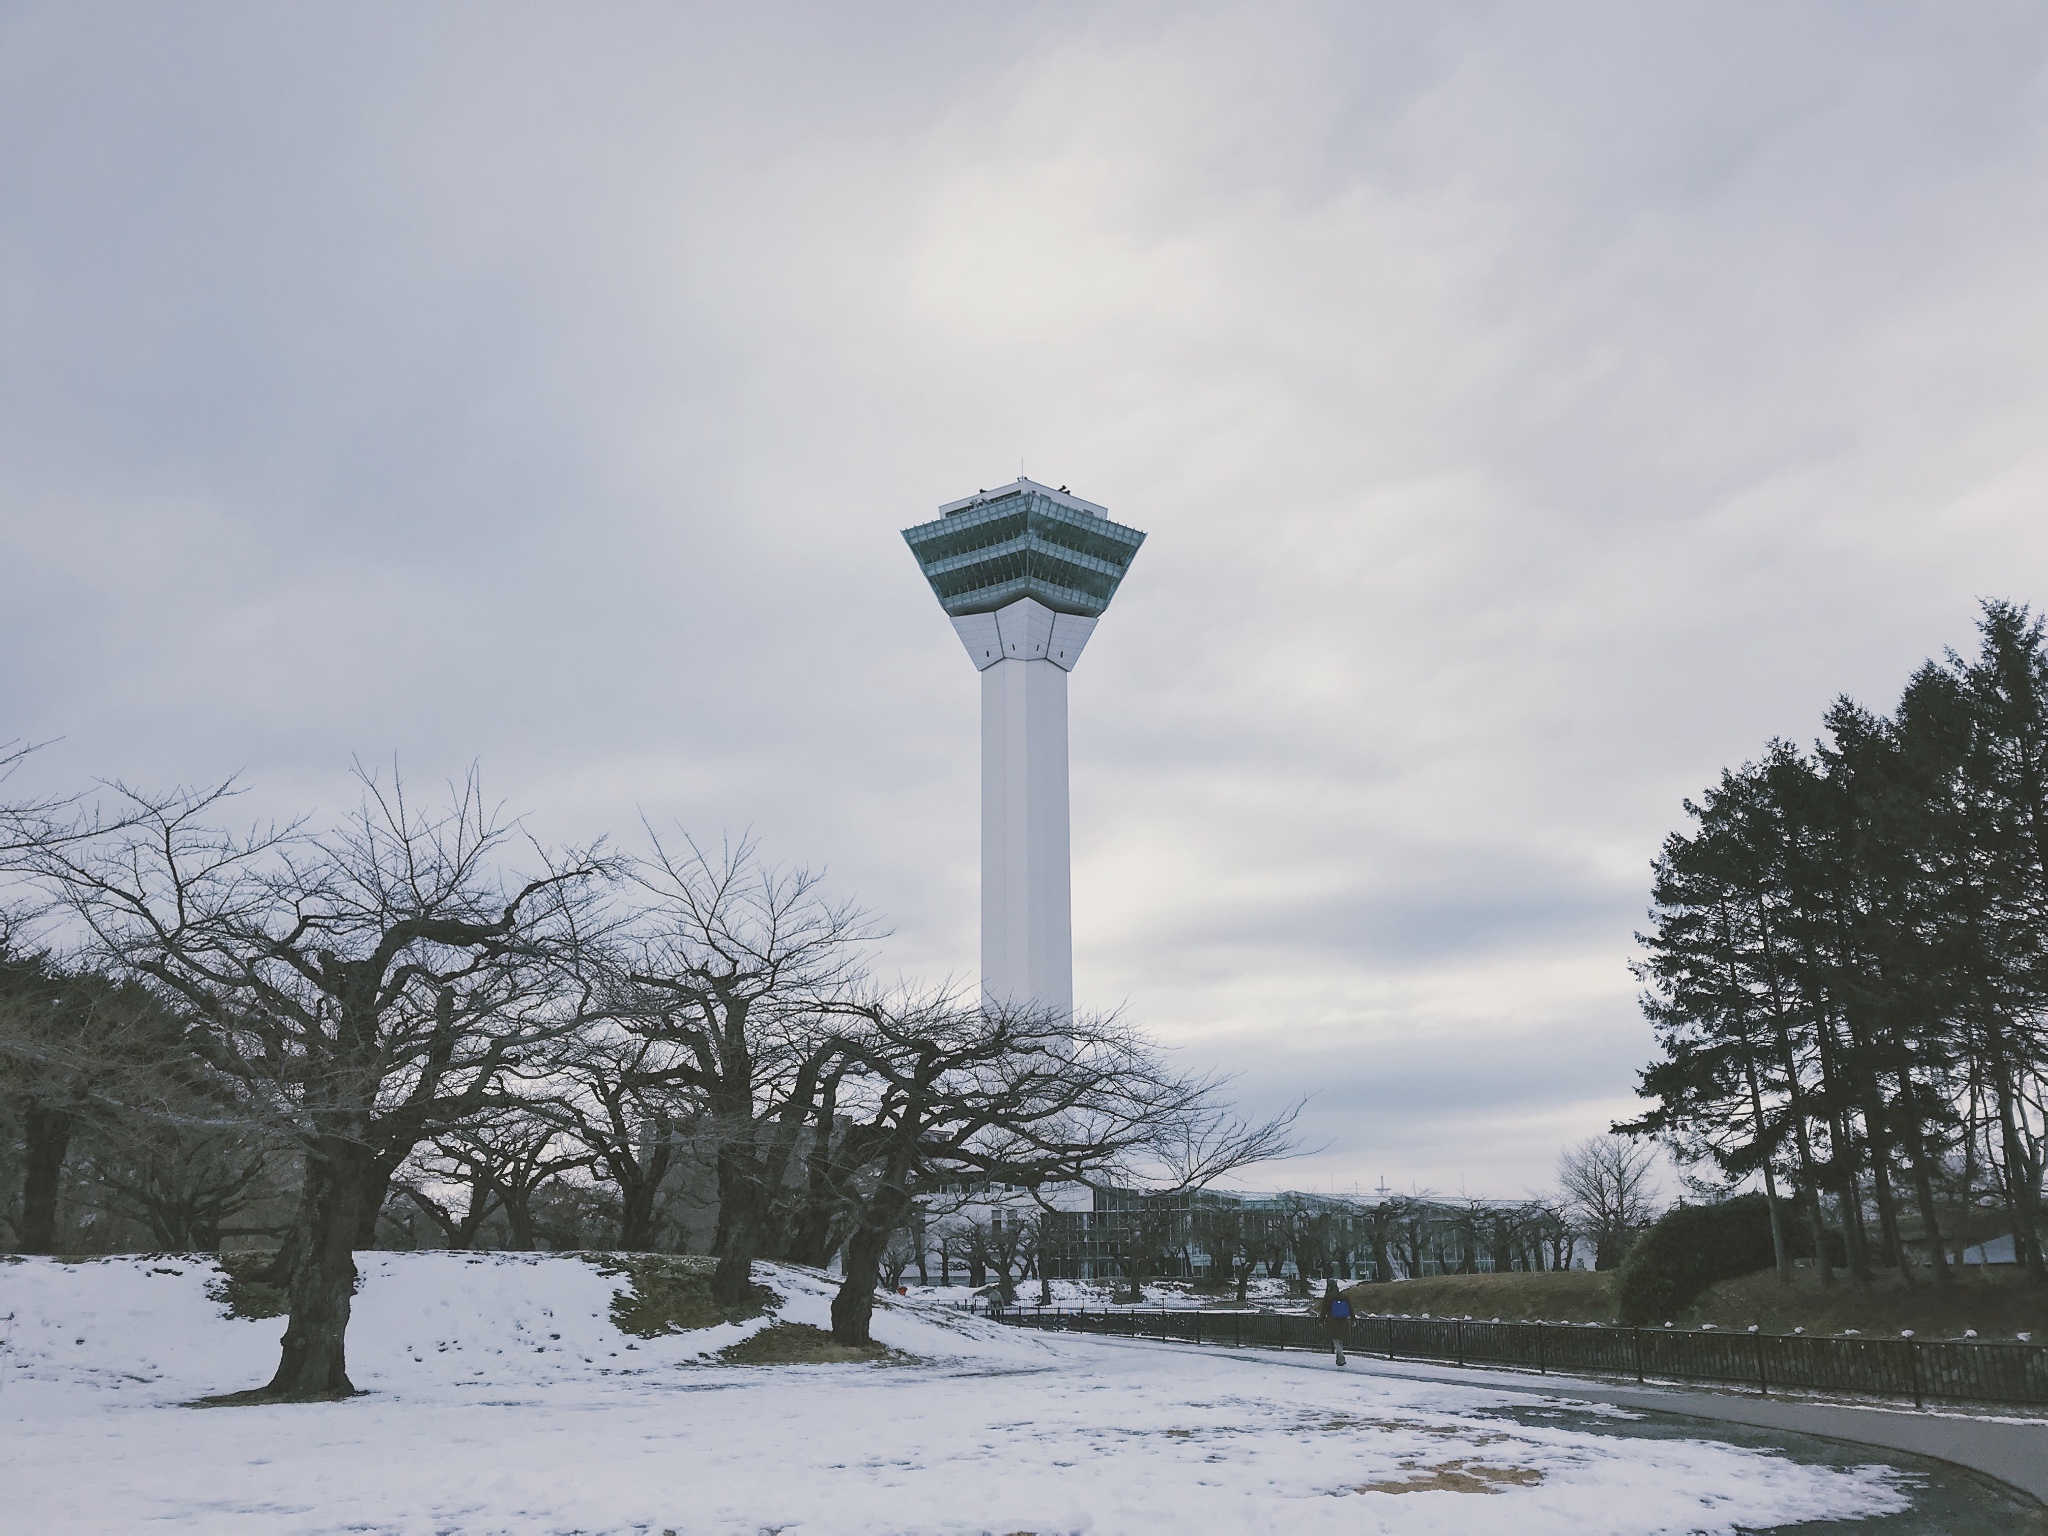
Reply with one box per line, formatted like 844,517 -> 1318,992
903,479 -> 1145,1018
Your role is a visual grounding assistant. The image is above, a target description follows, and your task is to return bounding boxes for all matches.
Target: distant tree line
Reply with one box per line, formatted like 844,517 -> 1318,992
1626,601 -> 2048,1289
0,759 -> 1290,1401
959,1134 -> 1658,1306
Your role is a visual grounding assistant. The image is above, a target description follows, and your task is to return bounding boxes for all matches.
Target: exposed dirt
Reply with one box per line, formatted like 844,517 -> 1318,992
188,1386 -> 361,1408
1352,1459 -> 1545,1495
718,1322 -> 906,1365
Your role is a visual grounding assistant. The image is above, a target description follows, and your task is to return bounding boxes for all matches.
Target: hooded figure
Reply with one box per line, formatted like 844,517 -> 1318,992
1319,1279 -> 1351,1366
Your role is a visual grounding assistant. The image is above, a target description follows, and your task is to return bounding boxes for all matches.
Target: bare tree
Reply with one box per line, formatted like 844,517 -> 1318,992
1357,1198 -> 1400,1284
617,833 -> 874,1306
1557,1134 -> 1662,1270
1189,1202 -> 1261,1301
71,1105 -> 277,1252
8,768 -> 611,1399
1103,1200 -> 1186,1304
393,1137 -> 503,1250
1385,1193 -> 1442,1280
1528,1196 -> 1577,1271
932,1219 -> 964,1286
811,993 -> 1299,1345
880,1226 -> 919,1291
396,1110 -> 591,1249
544,1030 -> 700,1252
1281,1197 -> 1335,1295
1022,1207 -> 1064,1303
983,1213 -> 1031,1303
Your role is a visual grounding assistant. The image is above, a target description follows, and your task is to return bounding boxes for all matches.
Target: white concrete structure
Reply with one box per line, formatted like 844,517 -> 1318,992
903,480 -> 1145,1018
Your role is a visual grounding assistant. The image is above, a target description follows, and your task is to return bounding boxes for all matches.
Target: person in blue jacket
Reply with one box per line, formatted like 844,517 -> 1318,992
1319,1279 -> 1352,1366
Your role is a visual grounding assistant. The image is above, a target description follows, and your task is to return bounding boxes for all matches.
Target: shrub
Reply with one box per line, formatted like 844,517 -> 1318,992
1615,1193 -> 1779,1325
719,1322 -> 897,1365
584,1253 -> 775,1336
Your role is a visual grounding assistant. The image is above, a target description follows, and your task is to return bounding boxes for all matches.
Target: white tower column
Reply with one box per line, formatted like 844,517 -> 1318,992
950,596 -> 1098,1017
981,654 -> 1072,1018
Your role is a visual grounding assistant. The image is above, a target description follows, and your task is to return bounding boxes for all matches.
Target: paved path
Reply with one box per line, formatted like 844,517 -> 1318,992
1080,1333 -> 2048,1507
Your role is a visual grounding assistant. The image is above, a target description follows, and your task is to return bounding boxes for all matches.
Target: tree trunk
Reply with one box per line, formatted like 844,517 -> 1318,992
1741,1053 -> 1793,1283
1863,1121 -> 1909,1275
617,1172 -> 659,1251
501,1189 -> 536,1250
1993,1063 -> 2048,1282
1773,1018 -> 1834,1287
262,1143 -> 370,1399
1803,1181 -> 1835,1287
1832,1166 -> 1874,1284
353,1151 -> 404,1249
1761,1161 -> 1791,1283
710,1143 -> 770,1305
1896,1067 -> 1953,1287
831,1217 -> 893,1345
18,1103 -> 74,1254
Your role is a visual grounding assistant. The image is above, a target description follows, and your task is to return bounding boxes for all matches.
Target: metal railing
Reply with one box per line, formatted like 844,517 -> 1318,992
981,1304 -> 2048,1410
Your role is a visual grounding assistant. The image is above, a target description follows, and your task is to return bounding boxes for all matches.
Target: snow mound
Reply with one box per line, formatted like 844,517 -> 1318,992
0,1251 -> 1052,1403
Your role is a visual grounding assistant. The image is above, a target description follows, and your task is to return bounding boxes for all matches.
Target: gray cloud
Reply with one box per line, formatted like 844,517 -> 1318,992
5,2 -> 2048,1192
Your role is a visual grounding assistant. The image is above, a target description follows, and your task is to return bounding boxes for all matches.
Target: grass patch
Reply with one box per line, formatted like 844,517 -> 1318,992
207,1251 -> 289,1321
1343,1270 -> 1616,1324
1354,1459 -> 1544,1496
1688,1265 -> 2048,1340
718,1322 -> 904,1365
1341,1264 -> 2048,1339
582,1253 -> 777,1337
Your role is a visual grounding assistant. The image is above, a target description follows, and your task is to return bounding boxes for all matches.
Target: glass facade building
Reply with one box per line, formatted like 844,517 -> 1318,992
902,481 -> 1146,618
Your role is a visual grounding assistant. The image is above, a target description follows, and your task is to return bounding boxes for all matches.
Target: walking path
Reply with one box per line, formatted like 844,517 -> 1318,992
1078,1332 -> 2048,1508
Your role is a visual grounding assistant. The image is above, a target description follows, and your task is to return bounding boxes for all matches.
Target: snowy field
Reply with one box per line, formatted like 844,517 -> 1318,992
0,1252 -> 2010,1535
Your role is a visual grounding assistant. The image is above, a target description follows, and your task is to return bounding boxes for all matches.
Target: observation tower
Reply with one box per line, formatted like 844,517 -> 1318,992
903,478 -> 1145,1019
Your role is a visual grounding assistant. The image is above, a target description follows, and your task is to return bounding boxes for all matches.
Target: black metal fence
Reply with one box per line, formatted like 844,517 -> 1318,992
984,1305 -> 2048,1410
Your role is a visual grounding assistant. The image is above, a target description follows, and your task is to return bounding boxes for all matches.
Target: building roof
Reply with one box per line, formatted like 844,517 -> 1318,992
902,478 -> 1146,619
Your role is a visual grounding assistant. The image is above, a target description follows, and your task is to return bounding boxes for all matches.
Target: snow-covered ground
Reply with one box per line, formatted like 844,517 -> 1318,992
0,1252 -> 1964,1534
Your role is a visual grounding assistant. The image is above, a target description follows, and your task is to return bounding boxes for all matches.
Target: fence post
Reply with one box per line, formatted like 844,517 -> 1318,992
1909,1339 -> 1924,1411
1633,1328 -> 1645,1384
1386,1317 -> 1395,1362
1235,1314 -> 1242,1349
1455,1319 -> 1465,1369
1536,1322 -> 1545,1376
1755,1331 -> 1768,1396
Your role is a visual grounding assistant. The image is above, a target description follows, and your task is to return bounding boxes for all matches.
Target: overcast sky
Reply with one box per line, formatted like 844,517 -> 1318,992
5,3 -> 2048,1197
